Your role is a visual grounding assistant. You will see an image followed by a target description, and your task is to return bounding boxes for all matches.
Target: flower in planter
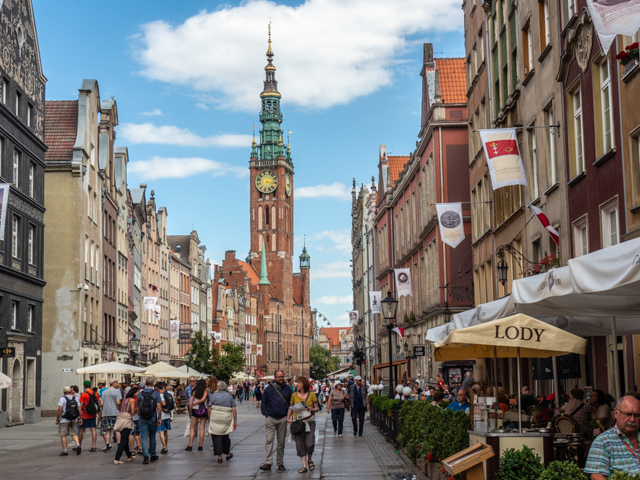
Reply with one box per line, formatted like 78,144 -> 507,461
617,42 -> 639,65
427,452 -> 433,462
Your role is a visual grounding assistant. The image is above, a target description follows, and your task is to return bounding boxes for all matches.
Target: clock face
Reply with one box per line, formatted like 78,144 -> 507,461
255,170 -> 278,193
285,174 -> 292,197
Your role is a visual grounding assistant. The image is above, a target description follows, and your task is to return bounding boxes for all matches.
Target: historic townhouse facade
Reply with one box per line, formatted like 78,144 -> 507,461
0,0 -> 47,426
169,248 -> 191,359
114,147 -> 130,363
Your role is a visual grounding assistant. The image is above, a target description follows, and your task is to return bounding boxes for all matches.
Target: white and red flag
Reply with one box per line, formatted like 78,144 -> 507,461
392,327 -> 405,338
394,268 -> 413,298
587,0 -> 640,52
479,128 -> 527,189
529,205 -> 559,245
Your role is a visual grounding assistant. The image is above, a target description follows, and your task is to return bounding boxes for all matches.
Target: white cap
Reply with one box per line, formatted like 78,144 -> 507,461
355,375 -> 363,381
366,381 -> 371,385
335,381 -> 343,386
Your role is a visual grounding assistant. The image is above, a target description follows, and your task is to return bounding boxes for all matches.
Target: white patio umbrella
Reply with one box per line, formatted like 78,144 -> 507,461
150,370 -> 194,379
0,372 -> 12,389
76,361 -> 147,375
176,365 -> 209,379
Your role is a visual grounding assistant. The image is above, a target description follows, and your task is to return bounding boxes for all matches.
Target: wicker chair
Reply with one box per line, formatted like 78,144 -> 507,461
554,414 -> 578,434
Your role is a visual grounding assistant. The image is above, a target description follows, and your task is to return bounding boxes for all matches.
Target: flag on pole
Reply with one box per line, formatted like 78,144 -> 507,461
394,268 -> 413,297
587,0 -> 640,52
392,327 -> 405,338
528,205 -> 559,245
348,310 -> 359,326
143,297 -> 158,310
479,128 -> 527,189
370,291 -> 382,314
245,341 -> 252,355
436,203 -> 465,248
257,344 -> 263,356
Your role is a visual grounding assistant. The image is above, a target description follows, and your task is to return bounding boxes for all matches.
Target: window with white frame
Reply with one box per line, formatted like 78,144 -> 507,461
13,149 -> 19,186
1,78 -> 7,104
15,91 -> 21,116
11,300 -> 18,329
573,89 -> 584,175
569,0 -> 576,17
26,357 -> 36,407
28,224 -> 34,265
543,0 -> 551,48
601,199 -> 619,248
27,103 -> 33,129
28,304 -> 34,333
546,105 -> 557,185
28,163 -> 34,197
12,216 -> 19,258
600,58 -> 614,153
573,216 -> 588,257
529,127 -> 539,199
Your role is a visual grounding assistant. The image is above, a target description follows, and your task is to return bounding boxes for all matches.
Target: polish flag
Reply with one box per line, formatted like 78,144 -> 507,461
392,327 -> 405,338
529,205 -> 559,245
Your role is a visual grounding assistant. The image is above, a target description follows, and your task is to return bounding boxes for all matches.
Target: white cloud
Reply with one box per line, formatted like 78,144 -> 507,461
312,260 -> 351,279
312,230 -> 352,255
128,156 -> 247,180
133,0 -> 463,111
295,183 -> 350,200
313,295 -> 352,306
141,108 -> 163,116
119,122 -> 252,147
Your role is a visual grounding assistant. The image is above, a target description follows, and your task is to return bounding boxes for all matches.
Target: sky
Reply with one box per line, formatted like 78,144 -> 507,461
32,0 -> 465,327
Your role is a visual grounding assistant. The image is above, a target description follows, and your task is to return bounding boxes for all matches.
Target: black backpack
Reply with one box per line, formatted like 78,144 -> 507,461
62,396 -> 80,420
139,390 -> 155,420
162,392 -> 175,412
84,390 -> 101,415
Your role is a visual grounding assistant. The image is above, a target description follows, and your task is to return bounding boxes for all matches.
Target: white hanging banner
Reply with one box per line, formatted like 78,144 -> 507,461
339,329 -> 348,350
394,268 -> 413,298
245,341 -> 252,355
170,319 -> 179,338
214,332 -> 222,344
479,128 -> 527,189
436,203 -> 465,248
0,184 -> 10,241
348,310 -> 359,326
587,0 -> 640,52
153,304 -> 161,321
143,297 -> 158,311
257,344 -> 263,355
370,291 -> 382,314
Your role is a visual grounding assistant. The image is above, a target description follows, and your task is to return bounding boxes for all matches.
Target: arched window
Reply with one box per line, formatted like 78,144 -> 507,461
258,206 -> 263,229
272,206 -> 276,229
272,233 -> 276,251
265,206 -> 270,225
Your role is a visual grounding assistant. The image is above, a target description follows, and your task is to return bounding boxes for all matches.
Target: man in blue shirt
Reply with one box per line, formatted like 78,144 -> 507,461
136,377 -> 163,464
349,376 -> 369,436
259,369 -> 292,472
447,388 -> 470,414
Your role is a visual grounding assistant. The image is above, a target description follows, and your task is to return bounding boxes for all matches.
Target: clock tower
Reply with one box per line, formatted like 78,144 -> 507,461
249,27 -> 294,304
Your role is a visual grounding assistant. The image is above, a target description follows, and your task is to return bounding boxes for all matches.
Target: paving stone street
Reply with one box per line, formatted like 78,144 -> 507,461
0,401 -> 414,479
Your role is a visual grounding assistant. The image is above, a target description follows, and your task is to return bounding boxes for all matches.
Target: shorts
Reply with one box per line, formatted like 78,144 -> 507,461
133,420 -> 140,434
157,419 -> 172,432
79,417 -> 96,429
100,416 -> 117,435
58,421 -> 78,437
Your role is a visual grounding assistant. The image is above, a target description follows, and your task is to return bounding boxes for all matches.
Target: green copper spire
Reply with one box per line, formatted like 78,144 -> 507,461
245,249 -> 252,265
257,25 -> 286,161
300,238 -> 310,269
258,240 -> 270,285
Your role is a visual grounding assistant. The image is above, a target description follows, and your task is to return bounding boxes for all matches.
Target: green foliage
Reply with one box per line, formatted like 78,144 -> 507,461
403,313 -> 409,324
371,394 -> 403,414
309,345 -> 340,379
497,446 -> 544,480
609,472 -> 640,480
210,343 -> 245,382
537,460 -> 587,480
187,331 -> 215,375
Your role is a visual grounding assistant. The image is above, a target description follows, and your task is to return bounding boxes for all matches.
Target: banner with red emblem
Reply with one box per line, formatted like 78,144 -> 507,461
479,128 -> 528,190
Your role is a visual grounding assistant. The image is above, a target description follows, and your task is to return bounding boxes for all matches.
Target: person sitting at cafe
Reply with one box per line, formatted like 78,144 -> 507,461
431,390 -> 444,407
590,389 -> 614,430
447,389 -> 470,414
584,395 -> 640,479
497,388 -> 510,413
564,388 -> 592,434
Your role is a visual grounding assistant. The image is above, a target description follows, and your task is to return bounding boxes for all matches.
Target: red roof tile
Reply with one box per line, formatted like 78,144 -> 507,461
435,58 -> 467,104
238,260 -> 259,287
45,101 -> 78,164
388,155 -> 409,185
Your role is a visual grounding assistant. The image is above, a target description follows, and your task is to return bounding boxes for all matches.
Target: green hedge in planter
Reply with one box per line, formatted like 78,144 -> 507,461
497,446 -> 544,480
537,460 -> 587,480
370,394 -> 403,414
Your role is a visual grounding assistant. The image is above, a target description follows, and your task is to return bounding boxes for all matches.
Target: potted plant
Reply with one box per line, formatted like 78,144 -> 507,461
609,473 -> 640,480
616,42 -> 639,66
538,460 -> 587,480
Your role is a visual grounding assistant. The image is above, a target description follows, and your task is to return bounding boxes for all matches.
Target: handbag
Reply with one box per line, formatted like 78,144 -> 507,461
193,401 -> 208,418
344,396 -> 350,412
290,419 -> 304,434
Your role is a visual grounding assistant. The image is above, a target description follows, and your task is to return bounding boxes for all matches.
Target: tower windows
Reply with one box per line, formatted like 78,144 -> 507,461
265,206 -> 270,225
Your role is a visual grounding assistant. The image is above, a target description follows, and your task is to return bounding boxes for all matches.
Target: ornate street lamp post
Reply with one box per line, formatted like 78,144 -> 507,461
129,335 -> 140,367
381,291 -> 398,397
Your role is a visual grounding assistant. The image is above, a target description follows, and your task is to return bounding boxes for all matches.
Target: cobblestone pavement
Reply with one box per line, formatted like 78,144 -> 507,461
0,402 -> 416,479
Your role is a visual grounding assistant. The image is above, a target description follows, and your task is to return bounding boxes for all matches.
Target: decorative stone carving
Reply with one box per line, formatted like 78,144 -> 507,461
557,8 -> 594,82
8,192 -> 44,223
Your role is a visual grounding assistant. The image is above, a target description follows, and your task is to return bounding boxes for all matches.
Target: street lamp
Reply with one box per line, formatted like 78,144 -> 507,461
381,291 -> 398,397
497,257 -> 509,286
129,335 -> 140,366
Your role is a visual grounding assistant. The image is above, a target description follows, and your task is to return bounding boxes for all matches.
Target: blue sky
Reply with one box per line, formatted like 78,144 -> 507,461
33,0 -> 465,326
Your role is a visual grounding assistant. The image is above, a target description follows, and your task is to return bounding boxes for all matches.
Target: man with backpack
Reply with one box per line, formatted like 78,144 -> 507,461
56,386 -> 81,456
100,380 -> 121,453
78,380 -> 101,452
156,382 -> 174,454
137,377 -> 163,464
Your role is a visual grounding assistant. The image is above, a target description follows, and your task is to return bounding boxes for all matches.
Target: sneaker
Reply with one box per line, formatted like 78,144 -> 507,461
76,447 -> 81,455
59,451 -> 68,456
334,430 -> 337,437
197,446 -> 203,451
143,457 -> 149,464
259,464 -> 272,471
277,465 -> 286,472
359,434 -> 363,437
338,434 -> 343,437
185,446 -> 193,451
101,445 -> 111,452
150,456 -> 159,462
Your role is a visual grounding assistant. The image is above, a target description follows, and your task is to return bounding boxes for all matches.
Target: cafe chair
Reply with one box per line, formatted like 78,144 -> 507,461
553,414 -> 578,434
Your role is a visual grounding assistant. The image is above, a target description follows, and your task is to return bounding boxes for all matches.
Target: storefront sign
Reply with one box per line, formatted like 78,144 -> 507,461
0,347 -> 15,357
413,346 -> 425,357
